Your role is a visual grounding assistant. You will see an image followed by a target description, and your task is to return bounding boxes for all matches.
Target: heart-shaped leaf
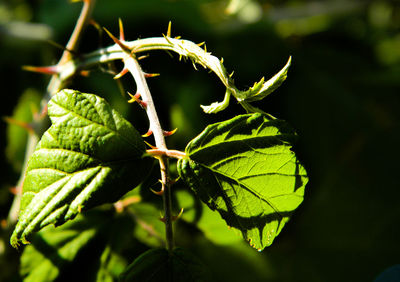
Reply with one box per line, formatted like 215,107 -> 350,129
11,89 -> 153,248
178,113 -> 308,251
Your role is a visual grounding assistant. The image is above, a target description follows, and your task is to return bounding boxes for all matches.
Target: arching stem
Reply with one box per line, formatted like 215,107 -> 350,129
123,54 -> 175,252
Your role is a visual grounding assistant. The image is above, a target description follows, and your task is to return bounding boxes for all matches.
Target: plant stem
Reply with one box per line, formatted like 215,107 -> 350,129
7,0 -> 96,226
123,54 -> 175,252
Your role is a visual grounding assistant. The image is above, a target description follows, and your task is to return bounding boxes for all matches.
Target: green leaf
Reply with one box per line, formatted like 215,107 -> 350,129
176,188 -> 242,246
177,113 -> 308,251
120,248 -> 211,282
129,202 -> 166,248
11,89 -> 153,248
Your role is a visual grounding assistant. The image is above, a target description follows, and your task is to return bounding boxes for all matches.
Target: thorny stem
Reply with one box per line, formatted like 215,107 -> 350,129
124,54 -> 175,252
7,0 -> 96,226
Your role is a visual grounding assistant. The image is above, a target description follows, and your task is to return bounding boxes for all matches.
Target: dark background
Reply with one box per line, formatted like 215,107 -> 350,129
1,0 -> 400,281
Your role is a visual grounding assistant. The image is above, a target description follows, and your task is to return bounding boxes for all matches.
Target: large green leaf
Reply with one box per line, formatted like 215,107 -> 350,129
178,113 -> 308,251
11,89 -> 153,248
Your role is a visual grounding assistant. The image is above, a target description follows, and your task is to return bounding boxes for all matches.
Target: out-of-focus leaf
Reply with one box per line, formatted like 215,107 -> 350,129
11,89 -> 153,247
178,113 -> 308,251
120,248 -> 211,282
129,202 -> 166,248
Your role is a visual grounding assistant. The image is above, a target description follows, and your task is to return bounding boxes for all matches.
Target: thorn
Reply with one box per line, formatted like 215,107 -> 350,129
197,41 -> 205,47
89,19 -> 102,30
162,33 -> 173,44
174,36 -> 181,39
172,208 -> 184,221
1,219 -> 7,229
114,67 -> 129,79
78,205 -> 82,213
151,179 -> 164,195
144,72 -> 160,78
47,40 -> 78,55
22,65 -> 59,75
3,117 -> 34,134
138,54 -> 149,60
142,129 -> 153,137
229,71 -> 235,78
168,177 -> 179,186
179,54 -> 183,61
118,18 -> 125,41
220,57 -> 224,64
192,60 -> 198,71
79,70 -> 90,77
127,92 -> 147,108
37,104 -> 48,120
151,186 -> 164,196
144,141 -> 157,149
9,186 -> 17,195
165,50 -> 174,58
103,27 -> 131,53
114,196 -> 141,212
127,92 -> 140,103
167,21 -> 172,37
163,128 -> 178,137
204,44 -> 207,53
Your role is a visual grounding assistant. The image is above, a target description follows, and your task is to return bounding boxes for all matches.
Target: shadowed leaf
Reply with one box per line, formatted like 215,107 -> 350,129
178,113 -> 308,251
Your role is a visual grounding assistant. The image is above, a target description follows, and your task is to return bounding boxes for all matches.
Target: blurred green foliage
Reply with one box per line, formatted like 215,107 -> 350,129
1,0 -> 400,281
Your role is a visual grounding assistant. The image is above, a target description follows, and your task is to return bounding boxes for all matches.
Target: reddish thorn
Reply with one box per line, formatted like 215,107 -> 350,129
144,141 -> 157,149
142,129 -> 153,138
127,92 -> 141,103
34,104 -> 48,120
89,19 -> 102,31
138,55 -> 149,60
114,68 -> 129,79
118,18 -> 125,41
163,128 -> 178,137
151,187 -> 164,196
9,186 -> 17,195
140,100 -> 147,108
172,208 -> 184,221
3,117 -> 34,134
79,70 -> 90,77
22,65 -> 59,75
168,177 -> 179,186
39,104 -> 48,119
127,92 -> 147,108
114,196 -> 141,212
160,216 -> 166,223
144,73 -> 160,78
103,27 -> 131,53
1,219 -> 7,229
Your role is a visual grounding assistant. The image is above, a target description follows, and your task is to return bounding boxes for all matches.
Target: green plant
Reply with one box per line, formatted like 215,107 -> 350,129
7,1 -> 308,280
